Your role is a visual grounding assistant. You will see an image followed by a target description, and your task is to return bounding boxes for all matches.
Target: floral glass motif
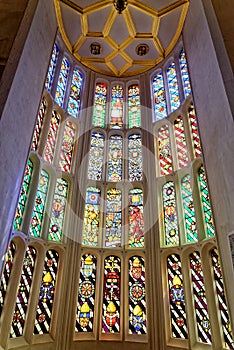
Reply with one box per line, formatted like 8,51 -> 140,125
190,251 -> 212,344
59,121 -> 76,172
10,246 -> 37,338
31,97 -> 47,151
152,71 -> 167,121
34,249 -> 59,334
48,178 -> 68,241
188,104 -> 202,158
30,169 -> 49,238
128,84 -> 141,128
88,132 -> 105,181
110,84 -> 124,129
162,182 -> 179,246
14,158 -> 33,231
67,68 -> 83,117
167,62 -> 180,112
179,49 -> 191,97
55,56 -> 70,107
93,82 -> 107,128
43,110 -> 60,164
45,43 -> 59,92
0,242 -> 15,315
128,189 -> 144,248
107,135 -> 123,182
157,125 -> 173,176
167,254 -> 188,339
181,175 -> 198,243
82,187 -> 101,247
174,116 -> 189,169
129,256 -> 146,334
211,248 -> 234,348
198,166 -> 215,238
102,256 -> 121,333
105,189 -> 122,248
76,254 -> 97,332
128,134 -> 143,181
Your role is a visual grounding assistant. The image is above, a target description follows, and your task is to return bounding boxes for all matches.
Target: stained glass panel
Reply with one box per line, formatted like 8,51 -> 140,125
157,125 -> 173,176
55,56 -> 70,107
45,43 -> 59,92
128,84 -> 141,128
188,105 -> 202,158
105,189 -> 122,248
167,62 -> 180,112
128,189 -> 144,248
110,84 -> 123,129
76,254 -> 97,332
152,71 -> 167,121
128,134 -> 143,181
31,97 -> 47,151
67,68 -> 83,117
174,116 -> 188,169
93,82 -> 107,127
102,256 -> 121,333
162,182 -> 179,246
179,49 -> 191,97
107,135 -> 123,182
88,132 -> 105,181
59,121 -> 76,173
43,110 -> 60,164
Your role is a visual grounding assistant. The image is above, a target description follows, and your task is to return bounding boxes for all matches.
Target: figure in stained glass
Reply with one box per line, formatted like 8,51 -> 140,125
55,56 -> 70,107
88,132 -> 104,181
93,82 -> 107,127
128,84 -> 141,128
45,43 -> 59,92
152,71 -> 167,121
82,187 -> 100,246
128,134 -> 143,181
128,189 -> 144,248
67,68 -> 83,117
107,135 -> 122,182
167,62 -> 180,112
105,189 -> 122,247
110,85 -> 123,129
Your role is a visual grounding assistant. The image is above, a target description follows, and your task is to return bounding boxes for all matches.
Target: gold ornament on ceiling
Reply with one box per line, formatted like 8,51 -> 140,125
113,0 -> 128,14
136,43 -> 149,56
90,42 -> 102,55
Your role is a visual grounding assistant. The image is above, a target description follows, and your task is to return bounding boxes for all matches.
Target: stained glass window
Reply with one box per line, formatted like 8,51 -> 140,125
102,256 -> 121,333
34,249 -> 59,334
93,82 -> 107,128
128,84 -> 141,128
43,110 -> 61,164
48,178 -> 68,242
129,256 -> 146,334
162,182 -> 179,246
31,97 -> 47,151
174,116 -> 188,169
82,187 -> 101,247
110,85 -> 123,129
157,125 -> 173,176
107,135 -> 123,182
0,242 -> 15,315
189,251 -> 212,343
11,246 -> 37,338
76,254 -> 97,332
30,169 -> 49,238
128,189 -> 144,248
181,175 -> 198,243
179,49 -> 191,97
88,132 -> 105,181
188,105 -> 202,158
167,62 -> 180,112
59,121 -> 76,173
67,68 -> 83,117
105,189 -> 122,248
14,158 -> 33,231
45,43 -> 59,92
152,71 -> 167,121
55,56 -> 70,107
167,254 -> 188,339
128,134 -> 143,181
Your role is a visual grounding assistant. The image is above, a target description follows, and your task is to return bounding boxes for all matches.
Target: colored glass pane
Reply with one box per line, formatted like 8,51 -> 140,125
14,159 -> 33,231
211,248 -> 234,348
174,116 -> 188,168
102,256 -> 121,333
157,125 -> 173,176
198,166 -> 215,237
45,43 -> 59,92
128,84 -> 141,128
105,188 -> 122,248
128,134 -> 143,181
181,175 -> 198,243
152,71 -> 167,121
48,178 -> 68,241
30,169 -> 49,238
11,246 -> 37,338
55,56 -> 70,107
167,62 -> 180,112
0,242 -> 15,316
179,49 -> 191,97
190,251 -> 212,344
76,254 -> 97,332
31,97 -> 47,151
82,187 -> 101,247
67,68 -> 83,117
59,121 -> 76,172
162,182 -> 179,246
34,249 -> 59,334
188,105 -> 202,157
107,135 -> 123,182
129,256 -> 146,334
167,254 -> 188,339
93,82 -> 107,127
110,84 -> 123,129
88,132 -> 105,181
128,189 -> 144,248
43,110 -> 60,164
